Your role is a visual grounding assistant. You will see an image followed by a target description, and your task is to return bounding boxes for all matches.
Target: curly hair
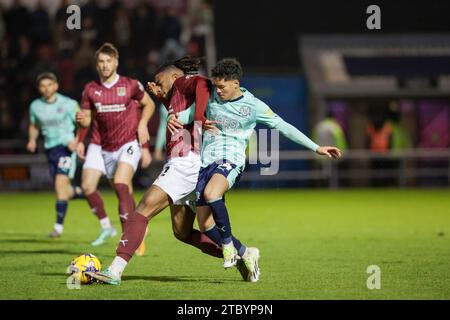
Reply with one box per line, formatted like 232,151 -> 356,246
156,56 -> 203,75
211,58 -> 243,81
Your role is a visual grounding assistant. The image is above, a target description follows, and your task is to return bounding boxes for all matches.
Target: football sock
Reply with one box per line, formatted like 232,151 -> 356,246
99,217 -> 112,230
207,198 -> 232,243
116,211 -> 149,262
114,183 -> 135,230
85,191 -> 108,220
56,200 -> 68,225
204,224 -> 246,257
180,229 -> 222,258
110,256 -> 128,279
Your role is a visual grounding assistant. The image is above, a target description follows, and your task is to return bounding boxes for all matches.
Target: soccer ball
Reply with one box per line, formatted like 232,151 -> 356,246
67,253 -> 102,284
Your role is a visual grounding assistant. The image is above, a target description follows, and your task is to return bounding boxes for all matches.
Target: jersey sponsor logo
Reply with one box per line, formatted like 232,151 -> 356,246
42,119 -> 63,127
239,106 -> 251,117
94,90 -> 102,96
117,87 -> 126,97
215,115 -> 239,130
94,102 -> 126,113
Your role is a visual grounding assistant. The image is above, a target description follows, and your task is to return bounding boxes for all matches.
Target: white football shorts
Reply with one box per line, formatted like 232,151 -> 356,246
153,151 -> 201,205
83,143 -> 106,175
101,140 -> 141,179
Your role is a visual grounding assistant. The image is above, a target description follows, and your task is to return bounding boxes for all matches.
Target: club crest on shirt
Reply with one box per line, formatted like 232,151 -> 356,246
117,87 -> 126,97
239,106 -> 251,117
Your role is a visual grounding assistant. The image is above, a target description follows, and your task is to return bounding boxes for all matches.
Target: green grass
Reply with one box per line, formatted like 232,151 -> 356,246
0,189 -> 449,300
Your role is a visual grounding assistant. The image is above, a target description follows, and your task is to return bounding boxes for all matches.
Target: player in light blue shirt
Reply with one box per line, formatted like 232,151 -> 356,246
27,72 -> 84,238
169,59 -> 342,281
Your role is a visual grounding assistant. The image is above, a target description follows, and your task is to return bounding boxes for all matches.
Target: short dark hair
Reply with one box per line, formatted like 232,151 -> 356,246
36,72 -> 58,85
95,42 -> 119,60
156,56 -> 203,75
211,58 -> 243,81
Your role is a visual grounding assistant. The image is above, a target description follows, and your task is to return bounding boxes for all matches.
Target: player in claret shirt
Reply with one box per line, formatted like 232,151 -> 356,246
27,72 -> 85,238
86,57 -> 239,285
76,43 -> 155,255
76,116 -> 152,248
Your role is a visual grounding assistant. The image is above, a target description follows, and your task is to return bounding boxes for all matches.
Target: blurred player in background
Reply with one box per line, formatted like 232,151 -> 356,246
26,72 -> 84,238
153,104 -> 169,162
76,43 -> 155,255
76,117 -> 152,247
169,58 -> 342,281
76,119 -> 112,246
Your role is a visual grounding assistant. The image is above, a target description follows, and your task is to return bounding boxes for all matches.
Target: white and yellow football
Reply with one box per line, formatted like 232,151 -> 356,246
67,253 -> 102,284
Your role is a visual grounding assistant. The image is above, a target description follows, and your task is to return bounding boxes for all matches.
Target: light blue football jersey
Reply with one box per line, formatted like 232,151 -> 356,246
200,88 -> 319,168
29,93 -> 80,149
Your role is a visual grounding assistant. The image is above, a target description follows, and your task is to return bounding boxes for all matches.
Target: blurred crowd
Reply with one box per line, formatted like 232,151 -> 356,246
0,0 -> 214,142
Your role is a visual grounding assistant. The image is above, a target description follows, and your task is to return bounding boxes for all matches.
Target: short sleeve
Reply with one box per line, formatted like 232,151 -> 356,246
81,88 -> 91,110
29,102 -> 37,125
132,80 -> 145,101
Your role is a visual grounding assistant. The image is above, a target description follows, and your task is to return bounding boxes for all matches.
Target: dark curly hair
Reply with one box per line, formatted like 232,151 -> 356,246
211,58 -> 243,81
156,56 -> 203,75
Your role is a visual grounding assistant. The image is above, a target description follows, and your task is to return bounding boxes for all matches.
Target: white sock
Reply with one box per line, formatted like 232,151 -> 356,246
54,223 -> 63,234
110,256 -> 127,278
99,217 -> 112,229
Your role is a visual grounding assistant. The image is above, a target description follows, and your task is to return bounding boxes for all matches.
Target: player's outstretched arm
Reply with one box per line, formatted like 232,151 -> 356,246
273,119 -> 342,159
255,101 -> 342,159
315,146 -> 342,159
76,109 -> 92,128
26,123 -> 39,153
137,92 -> 155,146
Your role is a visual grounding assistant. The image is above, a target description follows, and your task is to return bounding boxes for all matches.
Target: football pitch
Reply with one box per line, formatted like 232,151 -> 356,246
0,189 -> 449,300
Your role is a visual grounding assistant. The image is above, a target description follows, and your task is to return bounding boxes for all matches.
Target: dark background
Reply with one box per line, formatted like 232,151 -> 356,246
214,0 -> 450,72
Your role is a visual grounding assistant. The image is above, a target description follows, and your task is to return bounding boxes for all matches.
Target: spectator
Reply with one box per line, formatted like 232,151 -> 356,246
158,6 -> 182,47
3,1 -> 31,39
131,0 -> 157,58
29,1 -> 51,46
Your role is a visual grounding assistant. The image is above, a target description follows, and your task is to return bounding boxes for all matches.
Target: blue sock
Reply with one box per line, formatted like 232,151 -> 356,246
56,200 -> 68,225
207,198 -> 232,244
204,225 -> 247,257
71,185 -> 85,200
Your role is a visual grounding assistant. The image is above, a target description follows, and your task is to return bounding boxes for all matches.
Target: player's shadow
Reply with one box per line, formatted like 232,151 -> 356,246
122,275 -> 238,284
